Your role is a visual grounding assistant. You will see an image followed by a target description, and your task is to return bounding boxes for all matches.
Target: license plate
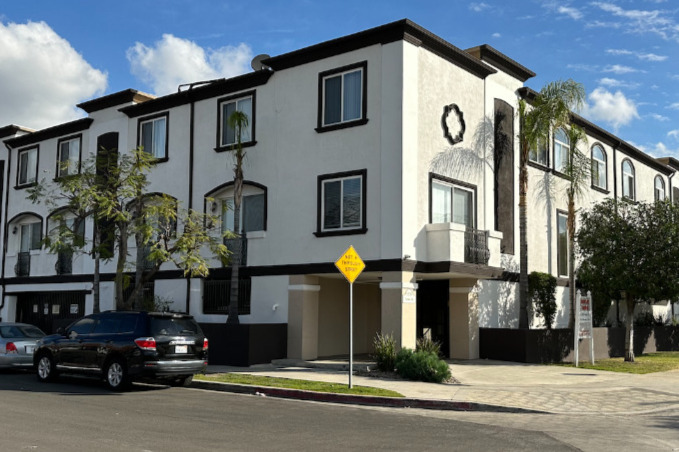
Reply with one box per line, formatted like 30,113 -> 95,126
175,345 -> 188,354
25,346 -> 34,354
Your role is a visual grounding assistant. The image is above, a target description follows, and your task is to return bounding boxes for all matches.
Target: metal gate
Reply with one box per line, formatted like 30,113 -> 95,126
15,292 -> 86,334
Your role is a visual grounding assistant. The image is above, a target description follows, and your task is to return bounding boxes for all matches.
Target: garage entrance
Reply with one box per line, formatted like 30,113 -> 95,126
15,292 -> 86,333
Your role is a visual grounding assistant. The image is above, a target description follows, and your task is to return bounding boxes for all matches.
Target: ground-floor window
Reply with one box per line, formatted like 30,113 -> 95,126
203,277 -> 251,315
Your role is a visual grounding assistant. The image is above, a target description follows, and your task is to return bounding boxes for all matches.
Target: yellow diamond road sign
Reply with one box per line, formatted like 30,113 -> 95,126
335,245 -> 365,284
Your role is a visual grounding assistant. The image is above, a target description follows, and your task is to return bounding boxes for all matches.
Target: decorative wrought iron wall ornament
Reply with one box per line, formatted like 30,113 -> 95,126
442,103 -> 466,145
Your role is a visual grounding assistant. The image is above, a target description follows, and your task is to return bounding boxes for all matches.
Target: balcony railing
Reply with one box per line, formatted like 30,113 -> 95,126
224,237 -> 248,266
464,228 -> 490,265
55,251 -> 73,275
203,278 -> 251,315
15,252 -> 30,277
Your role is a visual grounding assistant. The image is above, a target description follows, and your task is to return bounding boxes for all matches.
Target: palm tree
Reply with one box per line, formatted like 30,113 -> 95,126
517,80 -> 585,329
226,110 -> 249,325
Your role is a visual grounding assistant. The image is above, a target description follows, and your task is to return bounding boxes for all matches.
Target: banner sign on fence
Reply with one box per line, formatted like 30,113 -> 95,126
575,290 -> 595,366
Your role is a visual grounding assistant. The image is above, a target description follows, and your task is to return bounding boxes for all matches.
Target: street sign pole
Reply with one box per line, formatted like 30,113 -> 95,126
574,290 -> 580,367
349,281 -> 353,389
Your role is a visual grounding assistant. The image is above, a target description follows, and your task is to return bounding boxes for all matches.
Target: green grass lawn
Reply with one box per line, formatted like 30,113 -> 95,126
195,373 -> 405,398
563,351 -> 679,374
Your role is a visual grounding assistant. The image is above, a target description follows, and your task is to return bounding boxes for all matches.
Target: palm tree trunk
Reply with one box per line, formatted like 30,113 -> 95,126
226,161 -> 243,325
624,294 -> 635,362
567,193 -> 576,329
518,152 -> 529,329
93,227 -> 101,313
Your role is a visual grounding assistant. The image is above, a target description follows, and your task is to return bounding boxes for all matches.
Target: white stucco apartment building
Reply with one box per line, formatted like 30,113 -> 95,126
0,19 -> 676,364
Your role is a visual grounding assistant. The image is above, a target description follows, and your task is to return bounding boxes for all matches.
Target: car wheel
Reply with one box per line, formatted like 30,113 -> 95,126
170,375 -> 193,387
104,358 -> 130,391
36,353 -> 57,382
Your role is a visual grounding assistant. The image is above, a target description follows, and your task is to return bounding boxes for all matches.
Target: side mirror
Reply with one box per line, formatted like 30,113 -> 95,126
68,330 -> 78,340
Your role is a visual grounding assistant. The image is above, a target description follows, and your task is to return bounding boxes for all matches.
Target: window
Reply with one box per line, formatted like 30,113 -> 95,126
318,62 -> 367,131
655,175 -> 665,201
20,222 -> 41,252
219,94 -> 253,147
557,211 -> 568,277
317,170 -> 366,235
431,178 -> 475,228
553,129 -> 570,173
139,114 -> 167,159
622,160 -> 635,200
591,145 -> 607,190
529,135 -> 548,166
17,147 -> 38,186
222,194 -> 265,234
57,136 -> 81,177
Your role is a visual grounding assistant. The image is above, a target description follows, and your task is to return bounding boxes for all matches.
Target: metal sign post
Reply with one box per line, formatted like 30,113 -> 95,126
575,290 -> 595,367
334,245 -> 365,389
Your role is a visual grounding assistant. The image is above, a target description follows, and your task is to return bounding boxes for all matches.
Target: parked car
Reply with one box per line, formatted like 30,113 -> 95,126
34,311 -> 208,390
0,322 -> 46,369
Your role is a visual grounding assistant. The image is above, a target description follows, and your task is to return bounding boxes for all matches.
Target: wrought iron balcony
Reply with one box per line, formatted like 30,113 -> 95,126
55,251 -> 73,275
464,228 -> 490,265
15,252 -> 30,277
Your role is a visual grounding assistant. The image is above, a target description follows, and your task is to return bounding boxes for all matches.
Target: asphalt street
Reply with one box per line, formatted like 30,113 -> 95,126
0,371 -> 576,451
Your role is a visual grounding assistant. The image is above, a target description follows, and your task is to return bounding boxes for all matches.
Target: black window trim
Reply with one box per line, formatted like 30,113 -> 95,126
654,174 -> 666,201
55,133 -> 84,179
204,180 -> 268,233
215,90 -> 257,153
15,145 -> 39,189
528,132 -> 550,169
552,127 -> 570,174
315,169 -> 367,237
137,111 -> 170,163
590,142 -> 608,192
621,158 -> 636,201
428,173 -> 478,228
316,61 -> 368,133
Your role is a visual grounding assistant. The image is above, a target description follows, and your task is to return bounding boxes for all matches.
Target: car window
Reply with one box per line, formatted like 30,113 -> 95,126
69,317 -> 96,335
0,325 -> 44,338
93,317 -> 120,334
118,315 -> 138,333
150,317 -> 201,336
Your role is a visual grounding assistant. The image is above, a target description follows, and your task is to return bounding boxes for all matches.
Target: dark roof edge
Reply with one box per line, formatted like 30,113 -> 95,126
119,70 -> 274,118
4,118 -> 94,148
77,89 -> 155,113
262,19 -> 496,79
518,87 -> 672,175
657,157 -> 679,171
465,45 -> 536,82
0,125 -> 35,140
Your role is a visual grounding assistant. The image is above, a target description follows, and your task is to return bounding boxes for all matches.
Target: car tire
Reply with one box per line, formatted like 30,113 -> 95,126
36,353 -> 58,382
104,358 -> 130,391
169,375 -> 193,387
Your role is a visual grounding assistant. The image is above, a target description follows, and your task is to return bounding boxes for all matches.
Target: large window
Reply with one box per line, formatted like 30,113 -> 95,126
222,194 -> 265,234
318,62 -> 367,131
529,135 -> 548,166
219,93 -> 253,147
553,128 -> 570,173
17,147 -> 38,186
317,170 -> 366,235
622,159 -> 635,200
139,114 -> 168,159
57,136 -> 81,177
431,177 -> 475,228
591,144 -> 607,190
20,222 -> 42,252
655,175 -> 666,201
557,211 -> 568,277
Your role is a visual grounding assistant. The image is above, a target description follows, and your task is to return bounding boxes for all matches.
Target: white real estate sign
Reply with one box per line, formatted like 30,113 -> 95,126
574,290 -> 595,366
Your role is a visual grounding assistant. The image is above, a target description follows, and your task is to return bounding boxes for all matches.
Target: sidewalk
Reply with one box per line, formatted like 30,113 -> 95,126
195,358 -> 679,415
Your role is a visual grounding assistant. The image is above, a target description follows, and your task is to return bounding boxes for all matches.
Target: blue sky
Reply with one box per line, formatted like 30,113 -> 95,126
1,1 -> 678,158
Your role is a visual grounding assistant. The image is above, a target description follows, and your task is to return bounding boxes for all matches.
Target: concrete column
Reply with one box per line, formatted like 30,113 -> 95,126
287,275 -> 320,360
449,279 -> 480,359
379,272 -> 417,350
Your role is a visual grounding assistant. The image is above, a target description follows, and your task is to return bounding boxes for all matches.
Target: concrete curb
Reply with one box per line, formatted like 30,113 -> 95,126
190,380 -> 546,414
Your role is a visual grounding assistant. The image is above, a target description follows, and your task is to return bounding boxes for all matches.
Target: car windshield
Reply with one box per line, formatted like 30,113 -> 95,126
0,325 -> 45,338
150,317 -> 201,337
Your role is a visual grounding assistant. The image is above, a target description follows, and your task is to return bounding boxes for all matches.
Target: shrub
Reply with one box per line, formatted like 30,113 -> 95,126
528,271 -> 557,329
371,332 -> 397,372
394,348 -> 451,383
416,336 -> 441,357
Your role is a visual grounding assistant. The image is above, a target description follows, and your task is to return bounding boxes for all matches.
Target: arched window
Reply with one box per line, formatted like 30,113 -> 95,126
205,181 -> 267,235
591,144 -> 607,189
622,160 -> 635,200
655,175 -> 665,201
553,128 -> 570,173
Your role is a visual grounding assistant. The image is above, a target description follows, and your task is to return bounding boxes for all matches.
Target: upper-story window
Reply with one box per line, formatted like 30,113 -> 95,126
622,159 -> 635,200
221,191 -> 265,234
557,211 -> 568,277
654,175 -> 666,201
529,135 -> 548,166
139,114 -> 168,160
17,147 -> 38,187
591,144 -> 607,190
317,61 -> 367,132
317,170 -> 366,235
219,93 -> 254,148
553,128 -> 570,173
57,136 -> 81,177
431,176 -> 475,228
20,222 -> 42,252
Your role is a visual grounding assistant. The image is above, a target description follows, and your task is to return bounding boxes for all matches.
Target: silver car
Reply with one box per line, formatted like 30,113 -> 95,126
0,323 -> 45,369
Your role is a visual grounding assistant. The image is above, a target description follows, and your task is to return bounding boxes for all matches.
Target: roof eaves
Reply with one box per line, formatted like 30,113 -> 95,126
77,89 -> 155,113
465,45 -> 536,82
4,118 -> 94,148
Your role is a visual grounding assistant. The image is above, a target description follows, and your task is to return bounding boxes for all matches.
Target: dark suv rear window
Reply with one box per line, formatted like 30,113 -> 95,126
150,317 -> 201,337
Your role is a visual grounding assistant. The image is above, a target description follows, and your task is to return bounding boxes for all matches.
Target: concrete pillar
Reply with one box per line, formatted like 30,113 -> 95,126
449,279 -> 480,359
287,275 -> 320,360
379,272 -> 417,350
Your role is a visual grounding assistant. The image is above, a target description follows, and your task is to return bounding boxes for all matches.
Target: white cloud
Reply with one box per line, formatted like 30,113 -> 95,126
558,6 -> 583,20
603,64 -> 640,74
492,32 -> 501,38
469,2 -> 490,12
598,77 -> 640,89
642,141 -> 679,158
667,130 -> 679,139
668,103 -> 679,110
605,48 -> 667,61
592,2 -> 679,41
127,34 -> 253,96
648,113 -> 669,122
0,21 -> 107,130
581,87 -> 639,131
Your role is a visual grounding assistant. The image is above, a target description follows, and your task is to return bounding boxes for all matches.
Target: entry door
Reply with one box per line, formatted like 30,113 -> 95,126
416,280 -> 450,358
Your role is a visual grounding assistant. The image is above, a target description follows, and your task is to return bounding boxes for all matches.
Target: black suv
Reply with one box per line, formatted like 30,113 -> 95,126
34,311 -> 208,390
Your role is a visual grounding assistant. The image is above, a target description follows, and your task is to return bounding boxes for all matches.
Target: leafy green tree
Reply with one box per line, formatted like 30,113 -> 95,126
29,148 -> 228,311
577,198 -> 679,361
528,271 -> 557,329
517,80 -> 585,329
